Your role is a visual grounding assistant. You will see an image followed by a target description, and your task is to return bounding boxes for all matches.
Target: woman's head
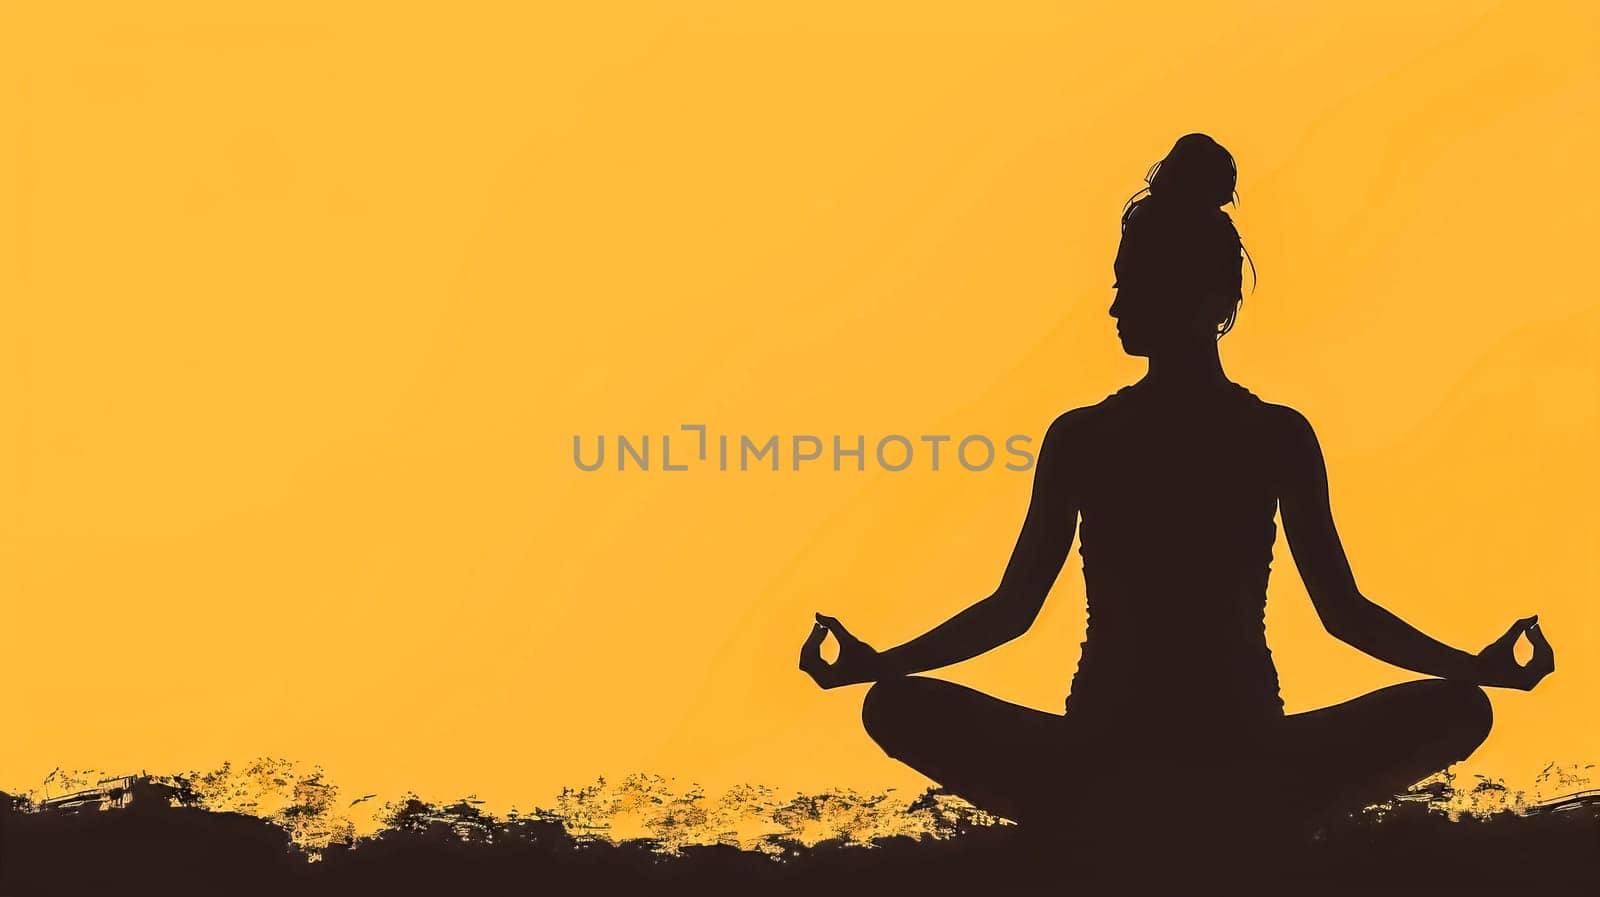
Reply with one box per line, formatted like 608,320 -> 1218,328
1110,134 -> 1250,358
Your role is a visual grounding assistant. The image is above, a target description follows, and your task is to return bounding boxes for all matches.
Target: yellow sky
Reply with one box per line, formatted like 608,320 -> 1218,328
3,2 -> 1597,812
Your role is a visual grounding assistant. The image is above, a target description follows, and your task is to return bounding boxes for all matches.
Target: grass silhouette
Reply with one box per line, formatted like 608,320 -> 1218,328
2,763 -> 1596,896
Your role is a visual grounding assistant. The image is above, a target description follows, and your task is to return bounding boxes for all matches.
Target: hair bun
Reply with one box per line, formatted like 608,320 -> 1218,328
1147,133 -> 1236,210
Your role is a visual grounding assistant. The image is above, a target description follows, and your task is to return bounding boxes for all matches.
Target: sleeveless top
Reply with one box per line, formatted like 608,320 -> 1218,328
1064,382 -> 1286,735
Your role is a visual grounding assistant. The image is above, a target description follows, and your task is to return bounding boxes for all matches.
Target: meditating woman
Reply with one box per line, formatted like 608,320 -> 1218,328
798,133 -> 1555,832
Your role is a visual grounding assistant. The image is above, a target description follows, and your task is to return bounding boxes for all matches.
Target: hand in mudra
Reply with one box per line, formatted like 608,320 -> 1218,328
799,613 -> 884,689
1474,615 -> 1555,691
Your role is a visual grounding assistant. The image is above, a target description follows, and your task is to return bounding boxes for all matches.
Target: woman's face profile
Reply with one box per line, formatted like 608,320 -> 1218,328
1108,236 -> 1218,358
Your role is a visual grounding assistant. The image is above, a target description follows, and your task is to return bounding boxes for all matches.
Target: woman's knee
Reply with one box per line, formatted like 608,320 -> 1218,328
1423,680 -> 1493,756
861,676 -> 914,743
861,675 -> 947,752
1457,682 -> 1494,746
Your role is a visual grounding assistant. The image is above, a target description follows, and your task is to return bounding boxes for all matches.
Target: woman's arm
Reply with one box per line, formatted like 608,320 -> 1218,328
800,411 -> 1083,688
1277,406 -> 1554,690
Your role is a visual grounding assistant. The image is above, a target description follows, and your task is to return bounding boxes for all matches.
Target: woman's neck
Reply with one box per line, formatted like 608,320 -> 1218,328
1138,341 -> 1231,392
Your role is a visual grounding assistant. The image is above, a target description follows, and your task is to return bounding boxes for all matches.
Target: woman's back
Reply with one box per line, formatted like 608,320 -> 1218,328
1066,381 -> 1286,731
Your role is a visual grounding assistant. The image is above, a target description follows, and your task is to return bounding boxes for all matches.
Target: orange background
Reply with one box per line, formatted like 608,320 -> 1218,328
2,1 -> 1596,812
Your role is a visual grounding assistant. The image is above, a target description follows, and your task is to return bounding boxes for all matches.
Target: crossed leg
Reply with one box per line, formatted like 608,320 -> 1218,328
861,676 -> 1493,830
861,676 -> 1088,826
1270,678 -> 1493,821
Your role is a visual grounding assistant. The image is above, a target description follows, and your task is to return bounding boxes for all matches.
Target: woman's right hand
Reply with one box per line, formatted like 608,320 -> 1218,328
1472,615 -> 1556,690
799,612 -> 885,689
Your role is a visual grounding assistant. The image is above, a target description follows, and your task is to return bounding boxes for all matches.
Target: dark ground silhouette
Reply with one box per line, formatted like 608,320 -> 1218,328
2,779 -> 1596,896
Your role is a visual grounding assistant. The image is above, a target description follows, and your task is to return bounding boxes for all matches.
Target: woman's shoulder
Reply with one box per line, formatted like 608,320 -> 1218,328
1038,389 -> 1132,448
1052,388 -> 1131,425
1235,385 -> 1301,416
1234,388 -> 1320,445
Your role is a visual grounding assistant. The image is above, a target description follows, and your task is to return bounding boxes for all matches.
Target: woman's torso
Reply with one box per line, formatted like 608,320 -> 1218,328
1065,381 -> 1287,735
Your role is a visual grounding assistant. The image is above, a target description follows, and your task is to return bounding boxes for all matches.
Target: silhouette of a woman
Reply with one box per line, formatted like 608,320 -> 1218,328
799,134 -> 1555,831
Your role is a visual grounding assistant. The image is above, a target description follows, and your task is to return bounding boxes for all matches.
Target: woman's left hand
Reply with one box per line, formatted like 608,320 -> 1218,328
1473,615 -> 1556,691
799,613 -> 884,689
